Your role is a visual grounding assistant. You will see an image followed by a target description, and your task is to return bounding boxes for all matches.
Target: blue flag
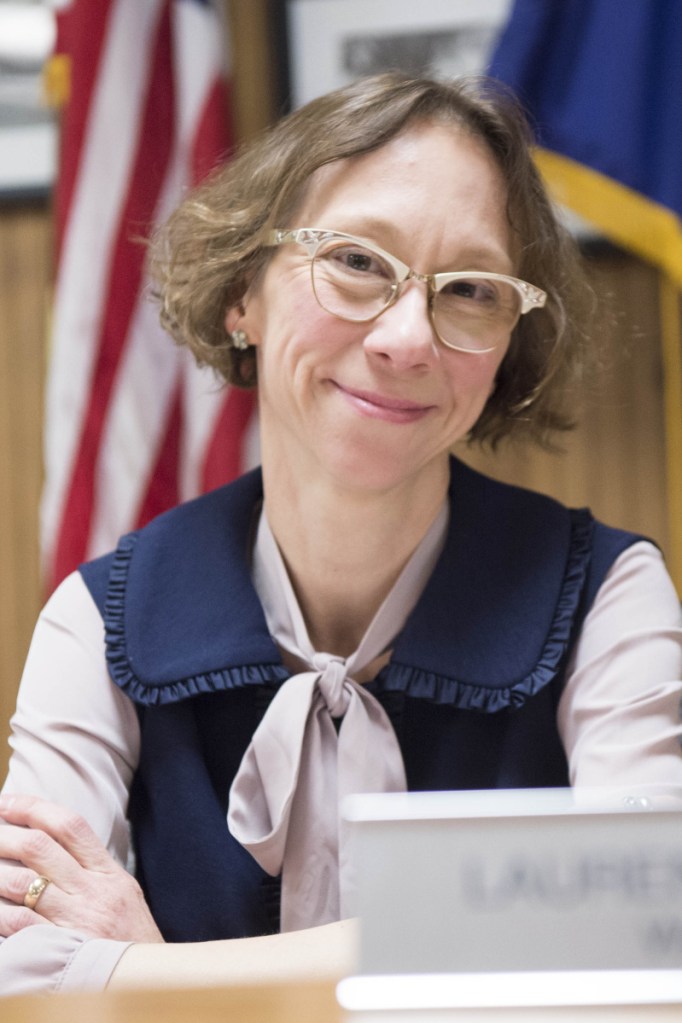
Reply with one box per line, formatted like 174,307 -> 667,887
489,0 -> 682,285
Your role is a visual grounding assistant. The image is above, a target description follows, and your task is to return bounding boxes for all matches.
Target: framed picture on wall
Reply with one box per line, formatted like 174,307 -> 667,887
284,0 -> 513,108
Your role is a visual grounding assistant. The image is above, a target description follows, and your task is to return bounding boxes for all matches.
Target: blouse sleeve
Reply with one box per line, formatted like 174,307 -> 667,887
0,926 -> 132,997
1,571 -> 141,994
557,540 -> 682,806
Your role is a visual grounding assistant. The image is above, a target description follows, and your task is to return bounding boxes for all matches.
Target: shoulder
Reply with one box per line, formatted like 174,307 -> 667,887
449,455 -> 646,559
385,458 -> 651,708
594,539 -> 680,625
79,468 -> 264,613
74,467 -> 281,705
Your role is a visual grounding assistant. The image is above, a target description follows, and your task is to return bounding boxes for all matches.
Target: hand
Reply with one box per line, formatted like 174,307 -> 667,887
0,794 -> 163,943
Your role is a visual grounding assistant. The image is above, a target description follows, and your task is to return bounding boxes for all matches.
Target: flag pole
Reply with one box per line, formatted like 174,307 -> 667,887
659,275 -> 682,593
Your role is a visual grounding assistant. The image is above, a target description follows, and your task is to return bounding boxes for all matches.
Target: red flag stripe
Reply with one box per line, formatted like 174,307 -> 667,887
134,384 -> 182,527
191,77 -> 233,184
201,388 -> 258,493
42,0 -> 168,579
86,0 -> 227,550
52,3 -> 175,582
53,0 -> 112,258
43,1 -> 256,593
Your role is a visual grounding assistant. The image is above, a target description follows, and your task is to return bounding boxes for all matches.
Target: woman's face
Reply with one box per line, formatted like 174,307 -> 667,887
233,121 -> 516,496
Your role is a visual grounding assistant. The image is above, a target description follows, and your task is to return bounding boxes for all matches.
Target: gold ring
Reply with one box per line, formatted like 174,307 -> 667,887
23,875 -> 51,910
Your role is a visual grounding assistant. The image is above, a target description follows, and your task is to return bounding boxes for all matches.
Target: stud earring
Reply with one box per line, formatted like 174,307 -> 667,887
232,329 -> 249,351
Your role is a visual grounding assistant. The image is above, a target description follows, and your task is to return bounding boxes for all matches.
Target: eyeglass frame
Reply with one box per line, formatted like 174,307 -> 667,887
265,227 -> 547,355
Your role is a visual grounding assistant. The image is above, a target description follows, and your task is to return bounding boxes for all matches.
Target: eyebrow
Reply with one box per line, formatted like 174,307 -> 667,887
446,247 -> 515,274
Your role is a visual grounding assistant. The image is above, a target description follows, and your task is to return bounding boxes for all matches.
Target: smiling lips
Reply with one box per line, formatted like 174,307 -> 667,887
333,382 -> 435,423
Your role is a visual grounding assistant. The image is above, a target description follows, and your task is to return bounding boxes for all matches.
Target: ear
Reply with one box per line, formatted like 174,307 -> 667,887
224,296 -> 263,347
224,303 -> 244,336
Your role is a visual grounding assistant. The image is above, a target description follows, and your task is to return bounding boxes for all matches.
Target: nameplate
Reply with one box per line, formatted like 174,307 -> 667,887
343,789 -> 682,973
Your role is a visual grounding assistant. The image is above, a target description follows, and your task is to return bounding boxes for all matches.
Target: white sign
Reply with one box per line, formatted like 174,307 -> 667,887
344,789 -> 682,974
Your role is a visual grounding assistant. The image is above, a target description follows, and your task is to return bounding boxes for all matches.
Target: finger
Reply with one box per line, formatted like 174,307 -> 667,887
0,863 -> 57,937
0,862 -> 47,906
0,821 -> 102,897
0,863 -> 59,913
0,794 -> 114,873
0,798 -> 164,942
1,853 -> 162,942
0,900 -> 54,938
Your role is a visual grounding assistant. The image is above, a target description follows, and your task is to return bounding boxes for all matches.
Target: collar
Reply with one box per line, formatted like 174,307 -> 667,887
253,500 -> 449,670
99,458 -> 595,711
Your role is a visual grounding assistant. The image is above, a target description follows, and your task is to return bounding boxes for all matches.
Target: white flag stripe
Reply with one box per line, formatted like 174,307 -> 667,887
174,0 -> 229,138
41,0 -> 166,564
88,135 -> 189,556
179,361 -> 228,500
91,0 -> 230,547
173,0 -> 233,502
88,303 -> 182,559
43,0 -> 255,590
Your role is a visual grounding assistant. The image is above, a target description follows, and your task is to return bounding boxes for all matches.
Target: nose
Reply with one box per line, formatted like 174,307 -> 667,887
362,282 -> 438,371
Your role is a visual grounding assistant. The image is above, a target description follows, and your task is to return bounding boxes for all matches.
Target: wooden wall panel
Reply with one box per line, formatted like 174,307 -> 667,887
460,249 -> 671,561
226,0 -> 281,140
0,201 -> 51,776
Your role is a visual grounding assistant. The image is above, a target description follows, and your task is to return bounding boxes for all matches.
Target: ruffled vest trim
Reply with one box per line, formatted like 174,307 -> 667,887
80,457 -> 638,714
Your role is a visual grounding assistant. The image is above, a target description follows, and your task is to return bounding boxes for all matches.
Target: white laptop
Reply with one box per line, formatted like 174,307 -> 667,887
338,788 -> 682,1016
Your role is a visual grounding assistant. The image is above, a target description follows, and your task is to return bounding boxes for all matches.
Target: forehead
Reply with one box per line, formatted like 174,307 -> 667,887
292,122 -> 515,269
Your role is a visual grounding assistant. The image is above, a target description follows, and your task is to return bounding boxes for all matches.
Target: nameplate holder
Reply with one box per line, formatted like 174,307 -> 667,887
343,789 -> 682,974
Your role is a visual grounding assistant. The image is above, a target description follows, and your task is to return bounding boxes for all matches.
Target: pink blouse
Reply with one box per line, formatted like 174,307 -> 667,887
1,537 -> 681,994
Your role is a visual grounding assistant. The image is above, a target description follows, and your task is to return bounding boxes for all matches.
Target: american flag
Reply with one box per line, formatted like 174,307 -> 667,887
42,0 -> 257,592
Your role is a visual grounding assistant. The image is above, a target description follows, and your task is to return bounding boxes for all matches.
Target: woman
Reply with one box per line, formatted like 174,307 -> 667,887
1,73 -> 681,994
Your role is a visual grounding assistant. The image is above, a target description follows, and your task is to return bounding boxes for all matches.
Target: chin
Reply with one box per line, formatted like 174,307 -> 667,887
321,440 -> 438,495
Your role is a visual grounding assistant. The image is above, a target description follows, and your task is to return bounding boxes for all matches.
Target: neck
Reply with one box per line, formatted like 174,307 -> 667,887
261,458 -> 450,658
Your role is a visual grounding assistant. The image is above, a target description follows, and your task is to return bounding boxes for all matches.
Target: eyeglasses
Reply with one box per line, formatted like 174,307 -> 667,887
266,228 -> 546,354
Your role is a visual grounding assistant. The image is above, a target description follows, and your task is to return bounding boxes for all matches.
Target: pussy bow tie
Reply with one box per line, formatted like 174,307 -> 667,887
228,504 -> 447,932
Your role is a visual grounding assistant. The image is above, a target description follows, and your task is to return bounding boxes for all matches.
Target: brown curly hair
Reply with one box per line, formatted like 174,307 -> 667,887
150,72 -> 594,447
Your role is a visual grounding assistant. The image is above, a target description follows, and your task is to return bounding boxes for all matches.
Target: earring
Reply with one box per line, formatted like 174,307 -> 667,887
232,329 -> 249,351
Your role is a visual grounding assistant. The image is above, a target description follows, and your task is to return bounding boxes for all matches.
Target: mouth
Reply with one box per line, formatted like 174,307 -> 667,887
332,382 -> 435,423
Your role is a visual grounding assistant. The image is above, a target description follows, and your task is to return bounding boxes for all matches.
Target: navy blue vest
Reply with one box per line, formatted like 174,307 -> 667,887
80,457 -> 641,942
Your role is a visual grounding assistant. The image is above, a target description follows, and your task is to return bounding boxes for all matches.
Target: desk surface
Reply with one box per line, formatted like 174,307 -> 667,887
1,980 -> 340,1023
2,982 -> 681,1023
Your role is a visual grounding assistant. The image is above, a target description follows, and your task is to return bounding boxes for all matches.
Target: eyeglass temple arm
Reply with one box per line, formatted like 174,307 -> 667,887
267,228 -> 329,251
518,282 -> 546,313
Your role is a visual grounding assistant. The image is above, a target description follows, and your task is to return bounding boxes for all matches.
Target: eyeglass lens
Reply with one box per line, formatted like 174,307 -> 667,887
311,238 -> 522,351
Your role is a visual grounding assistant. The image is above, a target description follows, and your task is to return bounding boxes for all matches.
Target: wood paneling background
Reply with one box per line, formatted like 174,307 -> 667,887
461,248 -> 671,555
0,2 -> 679,780
0,201 -> 50,774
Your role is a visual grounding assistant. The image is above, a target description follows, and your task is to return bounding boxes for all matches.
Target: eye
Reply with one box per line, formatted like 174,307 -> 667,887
442,277 -> 499,307
324,244 -> 392,279
344,250 -> 375,272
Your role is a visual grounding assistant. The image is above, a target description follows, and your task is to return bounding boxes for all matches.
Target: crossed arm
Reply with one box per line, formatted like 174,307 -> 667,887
0,575 -> 357,993
1,543 -> 681,994
0,794 -> 357,992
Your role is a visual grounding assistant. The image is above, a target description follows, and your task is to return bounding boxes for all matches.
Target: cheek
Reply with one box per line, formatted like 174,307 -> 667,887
471,339 -> 511,398
266,269 -> 323,339
268,302 -> 356,370
256,303 -> 351,395
445,352 -> 504,405
244,263 -> 311,345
